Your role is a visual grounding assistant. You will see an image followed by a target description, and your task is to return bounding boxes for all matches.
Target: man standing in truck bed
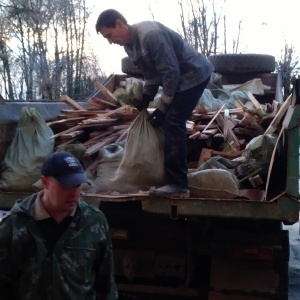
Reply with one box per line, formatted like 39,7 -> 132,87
95,9 -> 214,198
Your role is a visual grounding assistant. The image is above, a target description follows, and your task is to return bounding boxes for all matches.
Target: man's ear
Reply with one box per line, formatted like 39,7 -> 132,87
40,176 -> 48,189
115,19 -> 124,28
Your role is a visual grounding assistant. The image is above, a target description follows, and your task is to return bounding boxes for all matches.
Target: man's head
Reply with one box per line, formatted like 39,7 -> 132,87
41,151 -> 88,217
95,9 -> 131,46
41,151 -> 87,188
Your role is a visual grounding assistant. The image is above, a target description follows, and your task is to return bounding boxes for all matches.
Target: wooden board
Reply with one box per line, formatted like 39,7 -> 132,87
216,114 -> 240,150
245,91 -> 261,109
47,117 -> 84,126
95,81 -> 119,106
84,135 -> 119,156
60,95 -> 86,110
197,148 -> 213,168
61,130 -> 84,139
59,109 -> 104,116
264,93 -> 292,134
89,96 -> 120,109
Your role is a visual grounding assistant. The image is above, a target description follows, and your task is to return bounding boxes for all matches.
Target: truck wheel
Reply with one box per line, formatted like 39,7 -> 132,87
121,57 -> 143,76
208,54 -> 276,74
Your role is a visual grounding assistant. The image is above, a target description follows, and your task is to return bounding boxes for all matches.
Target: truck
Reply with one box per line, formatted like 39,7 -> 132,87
0,54 -> 299,300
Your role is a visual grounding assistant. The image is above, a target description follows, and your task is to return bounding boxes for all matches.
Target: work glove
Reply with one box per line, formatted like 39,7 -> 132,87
148,93 -> 172,127
135,94 -> 152,111
148,108 -> 165,127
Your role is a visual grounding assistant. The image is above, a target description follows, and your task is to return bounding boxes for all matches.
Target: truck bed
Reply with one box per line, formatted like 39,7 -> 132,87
0,191 -> 298,224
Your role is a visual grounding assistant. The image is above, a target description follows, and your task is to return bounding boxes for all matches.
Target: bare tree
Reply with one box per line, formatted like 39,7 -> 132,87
0,0 -> 104,101
178,0 -> 224,56
232,20 -> 242,54
276,43 -> 299,99
0,16 -> 14,100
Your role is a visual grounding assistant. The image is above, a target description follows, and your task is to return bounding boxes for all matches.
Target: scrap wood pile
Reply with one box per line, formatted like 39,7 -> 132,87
49,80 -> 283,162
44,76 -> 292,200
48,82 -> 138,161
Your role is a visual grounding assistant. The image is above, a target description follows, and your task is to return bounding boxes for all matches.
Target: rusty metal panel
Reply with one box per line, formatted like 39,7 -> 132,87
1,191 -> 298,224
141,196 -> 299,223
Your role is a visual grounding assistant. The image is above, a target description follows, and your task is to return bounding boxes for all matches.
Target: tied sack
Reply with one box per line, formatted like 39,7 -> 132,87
0,107 -> 54,192
188,169 -> 240,199
95,143 -> 125,193
112,110 -> 165,193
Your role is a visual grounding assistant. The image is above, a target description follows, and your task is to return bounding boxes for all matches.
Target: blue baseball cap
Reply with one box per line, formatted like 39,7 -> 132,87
41,151 -> 87,188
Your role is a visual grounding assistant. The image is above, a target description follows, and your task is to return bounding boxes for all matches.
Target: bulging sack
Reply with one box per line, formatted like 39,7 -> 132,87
188,169 -> 239,199
95,143 -> 125,192
112,110 -> 165,193
0,107 -> 54,192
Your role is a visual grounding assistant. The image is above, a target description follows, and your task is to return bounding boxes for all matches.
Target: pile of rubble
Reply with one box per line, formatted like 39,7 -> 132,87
42,74 -> 293,199
48,78 -> 288,162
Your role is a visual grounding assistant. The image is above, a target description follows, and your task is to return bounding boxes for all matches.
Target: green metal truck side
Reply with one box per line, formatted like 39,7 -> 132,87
0,74 -> 299,300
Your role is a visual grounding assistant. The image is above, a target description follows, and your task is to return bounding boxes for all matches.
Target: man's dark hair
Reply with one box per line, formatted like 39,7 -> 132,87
95,9 -> 127,33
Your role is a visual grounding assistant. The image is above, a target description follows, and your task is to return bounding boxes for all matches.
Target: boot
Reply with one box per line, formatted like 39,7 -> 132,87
149,184 -> 190,199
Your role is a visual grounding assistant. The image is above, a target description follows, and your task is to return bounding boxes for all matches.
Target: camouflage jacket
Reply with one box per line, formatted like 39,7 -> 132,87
0,194 -> 118,300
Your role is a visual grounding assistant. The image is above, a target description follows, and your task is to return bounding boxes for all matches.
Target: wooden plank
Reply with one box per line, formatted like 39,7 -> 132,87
211,149 -> 244,159
84,135 -> 119,156
95,81 -> 119,106
111,124 -> 130,130
197,148 -> 213,168
89,96 -> 119,109
201,104 -> 226,133
245,91 -> 261,109
81,117 -> 118,125
202,128 -> 219,135
207,107 -> 243,114
61,130 -> 84,139
194,124 -> 218,131
100,106 -> 128,118
233,127 -> 262,136
234,99 -> 245,109
49,124 -> 84,139
60,95 -> 86,110
189,131 -> 201,139
59,109 -> 104,116
264,93 -> 292,135
215,114 -> 240,150
47,117 -> 85,126
84,129 -> 115,147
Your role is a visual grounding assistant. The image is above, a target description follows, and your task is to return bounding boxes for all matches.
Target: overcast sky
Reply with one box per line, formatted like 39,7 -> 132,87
87,0 -> 299,75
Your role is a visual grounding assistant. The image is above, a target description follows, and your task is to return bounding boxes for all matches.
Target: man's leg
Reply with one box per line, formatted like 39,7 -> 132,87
150,78 -> 210,198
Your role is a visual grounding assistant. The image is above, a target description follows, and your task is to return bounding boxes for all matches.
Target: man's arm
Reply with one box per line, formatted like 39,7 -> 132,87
0,216 -> 16,300
143,28 -> 181,104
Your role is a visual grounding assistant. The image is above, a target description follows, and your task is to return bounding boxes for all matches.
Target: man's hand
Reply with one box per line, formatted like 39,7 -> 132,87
148,109 -> 165,127
135,94 -> 152,111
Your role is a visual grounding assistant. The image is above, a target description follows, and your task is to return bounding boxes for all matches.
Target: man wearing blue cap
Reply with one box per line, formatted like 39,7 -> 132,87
0,151 -> 118,300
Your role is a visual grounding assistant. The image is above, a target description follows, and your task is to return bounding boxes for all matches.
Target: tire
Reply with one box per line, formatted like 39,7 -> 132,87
121,57 -> 143,76
208,54 -> 275,74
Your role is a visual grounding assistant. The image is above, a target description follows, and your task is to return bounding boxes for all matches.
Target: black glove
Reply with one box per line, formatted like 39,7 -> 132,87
148,108 -> 165,127
135,94 -> 152,111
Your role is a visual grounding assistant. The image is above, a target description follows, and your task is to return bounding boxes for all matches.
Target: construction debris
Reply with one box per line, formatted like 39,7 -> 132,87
43,74 -> 289,199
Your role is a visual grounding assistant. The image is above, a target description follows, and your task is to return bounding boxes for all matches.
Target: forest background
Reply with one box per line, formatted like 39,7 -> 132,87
0,0 -> 298,102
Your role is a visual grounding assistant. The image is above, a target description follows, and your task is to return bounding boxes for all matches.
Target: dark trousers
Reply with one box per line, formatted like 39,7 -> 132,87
162,77 -> 210,188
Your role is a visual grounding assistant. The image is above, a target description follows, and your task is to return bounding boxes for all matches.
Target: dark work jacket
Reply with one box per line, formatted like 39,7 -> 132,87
124,21 -> 214,104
